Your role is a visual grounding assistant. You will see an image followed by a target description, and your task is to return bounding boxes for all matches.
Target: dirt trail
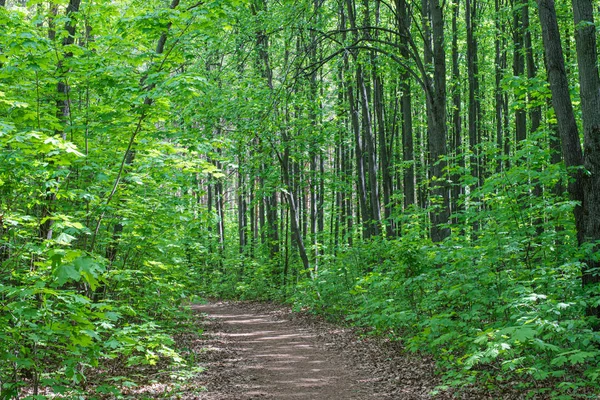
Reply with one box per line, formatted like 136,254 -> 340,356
191,302 -> 441,400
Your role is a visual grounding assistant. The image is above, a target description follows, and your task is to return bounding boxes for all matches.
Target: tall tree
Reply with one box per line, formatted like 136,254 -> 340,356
572,0 -> 600,320
513,0 -> 527,144
396,0 -> 415,210
537,0 -> 600,322
466,0 -> 480,184
450,0 -> 462,219
428,0 -> 450,241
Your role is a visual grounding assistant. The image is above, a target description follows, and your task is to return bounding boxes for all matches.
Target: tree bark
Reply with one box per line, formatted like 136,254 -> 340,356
428,0 -> 450,242
537,0 -> 594,321
396,0 -> 415,210
513,0 -> 526,144
466,0 -> 480,186
572,0 -> 600,320
237,162 -> 247,254
495,0 -> 504,172
345,0 -> 371,238
282,146 -> 311,276
451,0 -> 462,220
524,3 -> 541,135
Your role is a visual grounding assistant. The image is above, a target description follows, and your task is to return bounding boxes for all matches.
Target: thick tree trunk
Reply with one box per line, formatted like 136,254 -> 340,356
428,0 -> 450,242
572,0 -> 600,320
537,0 -> 584,222
537,0 -> 595,321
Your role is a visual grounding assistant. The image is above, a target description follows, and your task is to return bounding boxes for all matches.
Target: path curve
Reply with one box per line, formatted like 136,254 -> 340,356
194,302 -> 373,399
191,301 -> 443,400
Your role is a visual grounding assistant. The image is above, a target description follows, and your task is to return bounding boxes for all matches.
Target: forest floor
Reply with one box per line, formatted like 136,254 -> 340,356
93,301 -> 531,399
173,301 -> 512,400
188,301 -> 440,399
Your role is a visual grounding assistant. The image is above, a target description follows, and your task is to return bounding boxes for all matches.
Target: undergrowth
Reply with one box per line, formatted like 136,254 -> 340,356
203,149 -> 600,399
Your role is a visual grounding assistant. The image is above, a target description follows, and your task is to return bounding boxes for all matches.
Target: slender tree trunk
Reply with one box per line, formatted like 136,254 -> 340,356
237,164 -> 247,254
358,67 -> 381,237
282,146 -> 311,276
249,175 -> 255,256
375,74 -> 392,236
451,0 -> 462,221
40,0 -> 81,241
514,0 -> 526,144
0,0 -> 5,69
466,0 -> 479,185
266,191 -> 279,257
206,173 -> 213,251
396,0 -> 415,210
215,169 -> 225,256
309,1 -> 320,259
259,167 -> 266,245
495,0 -> 504,172
524,3 -> 540,134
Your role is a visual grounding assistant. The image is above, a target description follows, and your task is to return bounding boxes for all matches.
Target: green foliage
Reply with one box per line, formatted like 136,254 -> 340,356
0,1 -> 231,397
286,139 -> 600,397
2,0 -> 599,397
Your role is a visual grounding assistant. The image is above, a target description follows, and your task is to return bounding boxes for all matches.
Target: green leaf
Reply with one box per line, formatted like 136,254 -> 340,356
54,264 -> 81,286
55,232 -> 76,245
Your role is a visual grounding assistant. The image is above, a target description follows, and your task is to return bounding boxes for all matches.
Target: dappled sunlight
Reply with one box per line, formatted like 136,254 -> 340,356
195,302 -> 372,399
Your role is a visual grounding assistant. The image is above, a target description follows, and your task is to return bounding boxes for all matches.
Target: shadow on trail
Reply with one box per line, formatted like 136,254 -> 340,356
194,304 -> 370,399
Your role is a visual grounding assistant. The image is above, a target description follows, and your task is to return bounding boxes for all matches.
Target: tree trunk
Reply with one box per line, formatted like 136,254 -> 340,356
572,0 -> 600,321
282,146 -> 311,276
428,0 -> 450,242
537,0 -> 592,320
466,0 -> 480,185
358,66 -> 381,237
513,0 -> 526,144
451,0 -> 462,221
396,0 -> 415,209
523,3 -> 540,135
237,164 -> 247,254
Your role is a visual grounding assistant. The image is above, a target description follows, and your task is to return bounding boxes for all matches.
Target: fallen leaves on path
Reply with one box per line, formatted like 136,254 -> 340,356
191,301 -> 441,399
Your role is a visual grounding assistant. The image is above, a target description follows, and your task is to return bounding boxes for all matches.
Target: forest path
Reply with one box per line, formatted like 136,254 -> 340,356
191,301 -> 442,400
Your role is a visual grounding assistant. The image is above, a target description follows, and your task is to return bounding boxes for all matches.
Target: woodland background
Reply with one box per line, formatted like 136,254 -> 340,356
1,0 -> 600,397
